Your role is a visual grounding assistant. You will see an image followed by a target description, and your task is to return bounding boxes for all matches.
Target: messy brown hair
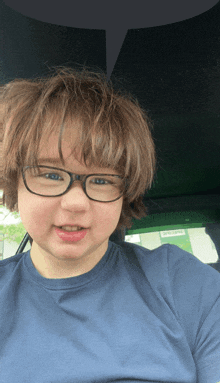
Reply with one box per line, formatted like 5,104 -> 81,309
1,66 -> 157,232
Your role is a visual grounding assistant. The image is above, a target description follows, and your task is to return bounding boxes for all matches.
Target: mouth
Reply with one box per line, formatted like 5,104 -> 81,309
55,226 -> 88,242
57,226 -> 86,232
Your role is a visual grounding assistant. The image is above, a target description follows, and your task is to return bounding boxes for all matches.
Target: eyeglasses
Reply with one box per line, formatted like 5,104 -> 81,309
22,166 -> 128,203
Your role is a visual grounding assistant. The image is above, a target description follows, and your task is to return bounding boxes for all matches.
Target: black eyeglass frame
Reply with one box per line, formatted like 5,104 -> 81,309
22,165 -> 128,203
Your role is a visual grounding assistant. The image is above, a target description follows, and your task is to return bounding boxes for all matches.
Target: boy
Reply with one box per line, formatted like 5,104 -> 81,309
1,67 -> 220,382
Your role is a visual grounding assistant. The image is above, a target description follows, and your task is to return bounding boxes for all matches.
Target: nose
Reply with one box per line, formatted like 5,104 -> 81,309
60,180 -> 90,210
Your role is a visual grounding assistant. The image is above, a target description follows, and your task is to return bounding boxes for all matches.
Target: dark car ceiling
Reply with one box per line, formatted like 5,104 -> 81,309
1,0 -> 220,232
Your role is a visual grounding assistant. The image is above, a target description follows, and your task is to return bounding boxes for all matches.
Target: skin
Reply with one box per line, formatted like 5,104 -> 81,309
17,130 -> 123,279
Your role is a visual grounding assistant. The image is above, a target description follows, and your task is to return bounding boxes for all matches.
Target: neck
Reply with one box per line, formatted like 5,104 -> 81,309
30,240 -> 108,279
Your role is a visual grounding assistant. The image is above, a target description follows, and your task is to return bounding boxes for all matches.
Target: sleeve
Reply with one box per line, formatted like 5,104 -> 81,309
194,296 -> 220,383
167,245 -> 220,383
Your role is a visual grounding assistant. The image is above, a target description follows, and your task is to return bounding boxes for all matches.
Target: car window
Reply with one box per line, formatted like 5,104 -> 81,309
125,227 -> 218,264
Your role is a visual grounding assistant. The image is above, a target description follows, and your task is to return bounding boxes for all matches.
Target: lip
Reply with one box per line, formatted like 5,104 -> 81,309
56,224 -> 89,229
55,227 -> 88,242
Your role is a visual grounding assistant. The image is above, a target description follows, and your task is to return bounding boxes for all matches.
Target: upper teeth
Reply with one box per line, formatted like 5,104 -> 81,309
61,226 -> 82,231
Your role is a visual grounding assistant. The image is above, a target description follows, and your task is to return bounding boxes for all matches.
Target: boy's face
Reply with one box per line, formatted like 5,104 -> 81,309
17,130 -> 124,279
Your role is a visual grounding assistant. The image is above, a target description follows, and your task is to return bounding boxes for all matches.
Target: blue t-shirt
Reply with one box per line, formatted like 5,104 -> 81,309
0,241 -> 220,383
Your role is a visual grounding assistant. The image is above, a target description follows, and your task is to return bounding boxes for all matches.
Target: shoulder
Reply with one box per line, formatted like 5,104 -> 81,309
113,241 -> 220,317
0,252 -> 26,287
115,241 -> 220,283
114,241 -> 220,362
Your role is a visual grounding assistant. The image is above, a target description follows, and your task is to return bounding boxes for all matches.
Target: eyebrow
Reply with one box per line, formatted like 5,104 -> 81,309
38,158 -> 64,165
38,158 -> 122,176
38,158 -> 97,175
38,158 -> 89,175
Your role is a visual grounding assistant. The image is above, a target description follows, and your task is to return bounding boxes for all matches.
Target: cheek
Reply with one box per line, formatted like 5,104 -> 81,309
18,191 -> 53,233
18,186 -> 123,238
93,201 -> 123,231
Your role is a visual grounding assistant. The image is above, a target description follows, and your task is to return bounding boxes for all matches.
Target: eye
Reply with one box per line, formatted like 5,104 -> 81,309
39,172 -> 64,181
90,177 -> 112,185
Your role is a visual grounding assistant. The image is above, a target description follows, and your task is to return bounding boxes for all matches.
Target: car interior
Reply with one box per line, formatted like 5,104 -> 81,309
0,1 -> 220,271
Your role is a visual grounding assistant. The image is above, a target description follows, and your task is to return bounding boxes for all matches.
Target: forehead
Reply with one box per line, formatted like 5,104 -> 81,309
38,131 -> 116,174
39,131 -> 86,169
40,129 -> 78,160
